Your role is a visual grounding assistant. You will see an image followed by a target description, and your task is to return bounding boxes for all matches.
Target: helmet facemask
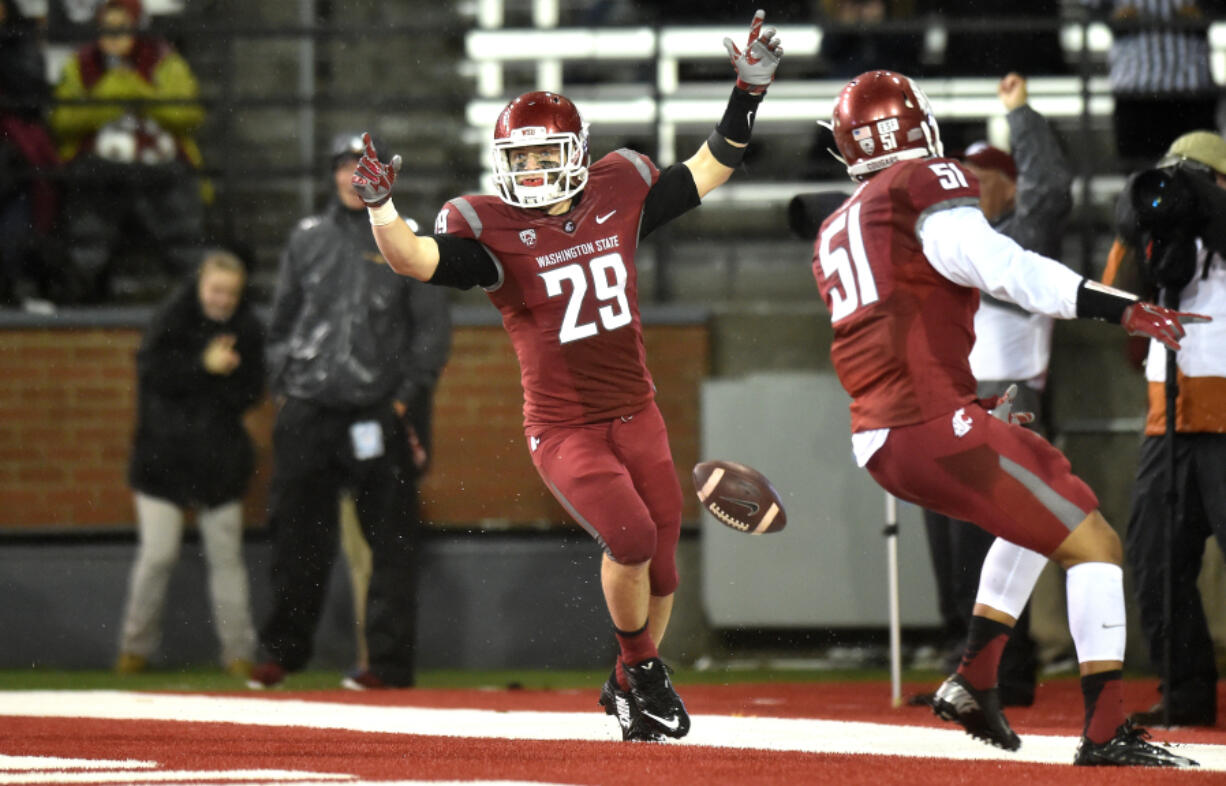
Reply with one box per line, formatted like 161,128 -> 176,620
492,126 -> 589,208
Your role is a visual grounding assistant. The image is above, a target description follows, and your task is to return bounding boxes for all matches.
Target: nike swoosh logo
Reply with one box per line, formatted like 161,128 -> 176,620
1101,622 -> 1126,629
641,710 -> 681,731
596,211 -> 616,224
720,496 -> 760,516
747,109 -> 756,127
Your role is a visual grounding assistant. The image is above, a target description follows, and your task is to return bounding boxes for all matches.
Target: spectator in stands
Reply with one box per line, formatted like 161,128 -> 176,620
1082,0 -> 1221,171
1102,130 -> 1226,728
246,132 -> 451,691
939,1 -> 1067,77
116,249 -> 263,677
0,0 -> 67,307
49,0 -> 206,302
818,0 -> 923,79
916,73 -> 1072,708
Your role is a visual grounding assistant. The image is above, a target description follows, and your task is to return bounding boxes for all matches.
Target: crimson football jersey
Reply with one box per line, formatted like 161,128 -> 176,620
813,158 -> 983,432
436,149 -> 660,428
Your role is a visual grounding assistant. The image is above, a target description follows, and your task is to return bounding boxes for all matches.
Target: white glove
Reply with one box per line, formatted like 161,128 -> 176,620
723,9 -> 783,95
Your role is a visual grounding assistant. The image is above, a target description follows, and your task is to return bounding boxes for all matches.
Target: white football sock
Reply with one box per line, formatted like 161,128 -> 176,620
974,537 -> 1048,619
1066,561 -> 1126,663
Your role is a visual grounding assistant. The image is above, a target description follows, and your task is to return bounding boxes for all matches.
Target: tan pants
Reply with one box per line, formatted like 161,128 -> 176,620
119,493 -> 256,665
339,495 -> 373,671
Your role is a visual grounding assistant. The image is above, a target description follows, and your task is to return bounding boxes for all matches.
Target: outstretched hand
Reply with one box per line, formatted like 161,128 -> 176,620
723,9 -> 783,95
1121,301 -> 1212,351
351,132 -> 403,207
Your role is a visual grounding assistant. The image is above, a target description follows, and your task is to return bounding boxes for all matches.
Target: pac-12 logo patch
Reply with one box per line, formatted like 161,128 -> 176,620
519,229 -> 537,247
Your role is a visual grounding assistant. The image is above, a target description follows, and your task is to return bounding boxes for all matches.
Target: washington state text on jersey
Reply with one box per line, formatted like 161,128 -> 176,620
535,234 -> 620,268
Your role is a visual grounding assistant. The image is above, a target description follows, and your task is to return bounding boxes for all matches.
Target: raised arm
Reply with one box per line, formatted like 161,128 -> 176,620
684,9 -> 783,197
351,133 -> 440,281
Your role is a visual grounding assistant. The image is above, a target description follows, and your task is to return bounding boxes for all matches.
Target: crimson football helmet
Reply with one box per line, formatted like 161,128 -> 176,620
829,70 -> 943,180
492,91 -> 590,208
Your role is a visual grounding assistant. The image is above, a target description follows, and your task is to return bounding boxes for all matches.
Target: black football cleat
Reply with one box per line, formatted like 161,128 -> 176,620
932,673 -> 1021,751
623,657 -> 691,739
1074,720 -> 1198,767
598,667 -> 663,742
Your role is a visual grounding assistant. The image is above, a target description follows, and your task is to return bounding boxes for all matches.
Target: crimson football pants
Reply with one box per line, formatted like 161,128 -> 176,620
529,400 -> 682,596
867,402 -> 1098,557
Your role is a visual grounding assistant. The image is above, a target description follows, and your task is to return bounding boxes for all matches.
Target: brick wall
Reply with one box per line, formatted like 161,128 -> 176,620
0,322 -> 708,530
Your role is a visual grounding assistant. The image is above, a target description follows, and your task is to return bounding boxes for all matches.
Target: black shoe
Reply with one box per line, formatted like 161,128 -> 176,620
932,673 -> 1021,751
1074,720 -> 1199,767
1128,702 -> 1216,728
598,667 -> 663,742
623,657 -> 691,739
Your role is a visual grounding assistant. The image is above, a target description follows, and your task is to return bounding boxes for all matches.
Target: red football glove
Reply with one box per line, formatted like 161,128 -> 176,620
1120,301 -> 1212,352
351,132 -> 402,207
979,384 -> 1035,426
723,9 -> 783,95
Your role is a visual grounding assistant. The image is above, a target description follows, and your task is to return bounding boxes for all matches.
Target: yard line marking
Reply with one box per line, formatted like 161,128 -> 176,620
0,692 -> 1219,771
0,756 -> 155,771
0,770 -> 352,784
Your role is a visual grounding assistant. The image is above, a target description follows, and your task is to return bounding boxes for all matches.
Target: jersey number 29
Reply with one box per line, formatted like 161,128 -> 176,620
818,202 -> 879,323
540,253 -> 632,344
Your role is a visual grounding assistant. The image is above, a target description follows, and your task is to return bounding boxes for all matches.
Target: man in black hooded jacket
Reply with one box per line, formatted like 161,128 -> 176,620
247,132 -> 451,690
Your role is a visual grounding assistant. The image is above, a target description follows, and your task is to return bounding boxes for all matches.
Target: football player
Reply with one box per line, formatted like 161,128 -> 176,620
350,11 -> 782,742
813,70 -> 1207,766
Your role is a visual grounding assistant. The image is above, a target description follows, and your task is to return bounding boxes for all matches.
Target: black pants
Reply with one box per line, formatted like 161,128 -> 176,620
260,397 -> 419,686
922,380 -> 1042,696
61,156 -> 205,300
1125,432 -> 1226,716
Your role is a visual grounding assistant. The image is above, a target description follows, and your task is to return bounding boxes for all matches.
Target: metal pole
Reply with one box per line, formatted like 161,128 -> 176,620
297,0 -> 316,216
885,492 -> 902,707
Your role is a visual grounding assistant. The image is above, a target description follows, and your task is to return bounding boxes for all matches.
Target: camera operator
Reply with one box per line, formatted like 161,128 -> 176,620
1104,130 -> 1226,728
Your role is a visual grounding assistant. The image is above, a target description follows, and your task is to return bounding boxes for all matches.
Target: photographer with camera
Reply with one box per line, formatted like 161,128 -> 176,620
1104,130 -> 1226,728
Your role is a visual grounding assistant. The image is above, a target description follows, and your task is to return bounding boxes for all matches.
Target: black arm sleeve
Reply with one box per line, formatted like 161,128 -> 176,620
427,234 -> 500,290
639,163 -> 702,241
1075,279 -> 1137,323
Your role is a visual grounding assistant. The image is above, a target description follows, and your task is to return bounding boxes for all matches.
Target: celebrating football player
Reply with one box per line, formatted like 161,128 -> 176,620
812,70 -> 1208,767
351,10 -> 782,742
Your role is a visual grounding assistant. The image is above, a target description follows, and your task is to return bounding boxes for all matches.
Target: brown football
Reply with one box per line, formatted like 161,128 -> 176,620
692,460 -> 787,534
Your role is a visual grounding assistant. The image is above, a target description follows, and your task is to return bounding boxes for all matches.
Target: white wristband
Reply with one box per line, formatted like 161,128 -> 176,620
367,199 -> 398,227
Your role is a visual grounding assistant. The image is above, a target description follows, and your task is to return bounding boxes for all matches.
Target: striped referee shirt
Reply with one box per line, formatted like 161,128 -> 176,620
1083,0 -> 1217,93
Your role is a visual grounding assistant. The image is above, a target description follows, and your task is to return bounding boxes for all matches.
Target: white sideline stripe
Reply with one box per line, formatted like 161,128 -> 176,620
0,692 -> 1222,771
0,756 -> 155,771
0,770 -> 351,784
112,782 -> 567,786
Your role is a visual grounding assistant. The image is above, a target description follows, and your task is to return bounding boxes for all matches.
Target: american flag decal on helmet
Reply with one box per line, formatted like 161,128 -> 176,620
853,126 -> 875,156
